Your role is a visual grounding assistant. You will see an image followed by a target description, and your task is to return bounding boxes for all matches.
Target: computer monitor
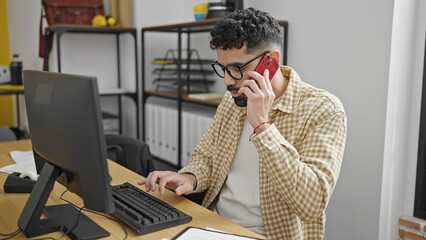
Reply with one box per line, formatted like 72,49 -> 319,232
19,70 -> 115,239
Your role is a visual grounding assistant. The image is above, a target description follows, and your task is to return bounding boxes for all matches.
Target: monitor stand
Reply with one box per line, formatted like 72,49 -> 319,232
17,162 -> 110,240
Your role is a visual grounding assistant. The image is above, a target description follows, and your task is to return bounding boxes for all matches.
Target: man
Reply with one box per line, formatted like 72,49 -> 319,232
139,8 -> 347,240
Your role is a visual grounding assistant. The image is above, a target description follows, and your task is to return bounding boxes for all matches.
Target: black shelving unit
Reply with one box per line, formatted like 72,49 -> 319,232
44,24 -> 139,138
0,87 -> 24,135
151,49 -> 215,93
141,18 -> 288,167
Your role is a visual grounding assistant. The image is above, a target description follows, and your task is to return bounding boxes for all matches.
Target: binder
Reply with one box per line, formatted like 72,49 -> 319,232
164,107 -> 178,165
158,106 -> 168,161
144,103 -> 153,149
191,111 -> 200,163
170,108 -> 178,165
148,102 -> 157,156
152,104 -> 161,157
162,107 -> 171,163
181,111 -> 189,166
146,97 -> 216,167
185,111 -> 194,167
179,105 -> 216,167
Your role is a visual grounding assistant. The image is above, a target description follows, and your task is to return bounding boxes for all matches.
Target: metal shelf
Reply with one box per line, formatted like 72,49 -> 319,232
145,90 -> 221,107
44,25 -> 139,138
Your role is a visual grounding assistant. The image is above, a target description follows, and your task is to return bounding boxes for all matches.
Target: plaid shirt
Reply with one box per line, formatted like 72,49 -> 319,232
179,66 -> 347,240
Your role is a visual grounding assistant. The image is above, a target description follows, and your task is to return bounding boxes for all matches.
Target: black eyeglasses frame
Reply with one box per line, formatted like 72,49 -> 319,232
211,51 -> 270,80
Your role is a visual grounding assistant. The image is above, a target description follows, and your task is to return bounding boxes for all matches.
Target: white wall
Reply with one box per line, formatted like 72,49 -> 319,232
247,1 -> 394,239
247,1 -> 424,240
6,0 -> 44,132
6,0 -> 426,239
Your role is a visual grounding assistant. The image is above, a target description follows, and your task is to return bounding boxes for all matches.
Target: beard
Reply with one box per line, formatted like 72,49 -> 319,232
227,85 -> 247,107
233,96 -> 247,107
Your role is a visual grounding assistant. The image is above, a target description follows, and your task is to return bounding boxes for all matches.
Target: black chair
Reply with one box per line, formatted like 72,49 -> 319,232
105,134 -> 154,178
0,127 -> 17,142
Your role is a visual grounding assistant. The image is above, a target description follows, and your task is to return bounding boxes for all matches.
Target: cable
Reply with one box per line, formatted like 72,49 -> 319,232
56,190 -> 84,240
2,189 -> 127,240
0,229 -> 20,240
59,191 -> 128,240
80,208 -> 128,240
29,190 -> 83,240
0,229 -> 20,236
31,237 -> 56,240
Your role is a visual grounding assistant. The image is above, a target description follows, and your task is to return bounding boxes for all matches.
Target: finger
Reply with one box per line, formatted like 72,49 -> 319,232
146,171 -> 167,192
150,173 -> 160,192
263,69 -> 273,89
248,70 -> 274,99
247,70 -> 263,83
248,69 -> 268,92
143,173 -> 153,191
241,79 -> 261,93
259,69 -> 270,91
247,70 -> 265,88
158,174 -> 175,195
137,179 -> 146,185
148,172 -> 161,192
238,86 -> 256,100
247,71 -> 269,94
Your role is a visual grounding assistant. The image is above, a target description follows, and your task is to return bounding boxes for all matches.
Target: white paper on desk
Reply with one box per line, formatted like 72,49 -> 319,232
0,150 -> 36,174
10,151 -> 34,164
172,227 -> 262,240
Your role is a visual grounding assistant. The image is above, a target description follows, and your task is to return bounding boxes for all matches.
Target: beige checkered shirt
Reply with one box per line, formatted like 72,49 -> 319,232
179,66 -> 347,240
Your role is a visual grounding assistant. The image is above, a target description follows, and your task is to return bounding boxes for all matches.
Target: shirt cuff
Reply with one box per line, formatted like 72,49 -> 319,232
252,123 -> 285,150
178,170 -> 199,192
252,123 -> 299,160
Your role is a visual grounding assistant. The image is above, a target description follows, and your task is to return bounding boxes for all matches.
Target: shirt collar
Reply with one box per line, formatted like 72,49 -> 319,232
272,66 -> 302,114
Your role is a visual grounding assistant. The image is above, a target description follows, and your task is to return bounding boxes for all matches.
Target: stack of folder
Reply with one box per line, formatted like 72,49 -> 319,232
180,108 -> 214,166
145,97 -> 215,166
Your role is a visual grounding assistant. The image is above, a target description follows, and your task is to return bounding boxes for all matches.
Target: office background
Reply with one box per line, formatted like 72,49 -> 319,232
3,0 -> 426,239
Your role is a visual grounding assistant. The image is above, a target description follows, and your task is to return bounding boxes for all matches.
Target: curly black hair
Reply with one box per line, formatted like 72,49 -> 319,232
209,8 -> 283,53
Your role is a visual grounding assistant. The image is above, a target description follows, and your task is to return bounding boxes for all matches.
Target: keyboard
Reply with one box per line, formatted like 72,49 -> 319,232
111,182 -> 192,235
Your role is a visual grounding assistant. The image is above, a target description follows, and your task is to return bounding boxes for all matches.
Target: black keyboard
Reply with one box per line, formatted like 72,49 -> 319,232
111,182 -> 192,235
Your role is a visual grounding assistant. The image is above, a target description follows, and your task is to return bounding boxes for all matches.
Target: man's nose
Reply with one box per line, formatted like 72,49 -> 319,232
223,72 -> 237,87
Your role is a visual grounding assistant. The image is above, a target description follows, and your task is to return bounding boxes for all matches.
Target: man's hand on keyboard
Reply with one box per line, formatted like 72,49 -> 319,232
138,171 -> 196,195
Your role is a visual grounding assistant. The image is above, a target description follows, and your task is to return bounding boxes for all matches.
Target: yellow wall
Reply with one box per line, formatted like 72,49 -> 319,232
0,0 -> 14,127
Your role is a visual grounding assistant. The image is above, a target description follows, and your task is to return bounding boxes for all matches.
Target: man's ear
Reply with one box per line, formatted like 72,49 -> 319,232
270,50 -> 281,64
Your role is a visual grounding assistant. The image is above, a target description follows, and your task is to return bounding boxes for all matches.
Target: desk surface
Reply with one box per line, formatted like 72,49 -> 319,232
0,140 -> 265,240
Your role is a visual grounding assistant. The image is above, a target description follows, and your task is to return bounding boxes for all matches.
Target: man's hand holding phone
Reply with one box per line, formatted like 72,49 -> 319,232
239,52 -> 280,132
239,69 -> 276,130
241,52 -> 279,99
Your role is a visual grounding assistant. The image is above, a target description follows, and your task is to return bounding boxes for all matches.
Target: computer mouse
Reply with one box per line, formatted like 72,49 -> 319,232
19,171 -> 38,181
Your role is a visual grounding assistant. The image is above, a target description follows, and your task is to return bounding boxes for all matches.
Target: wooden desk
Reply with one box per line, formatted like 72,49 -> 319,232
0,140 -> 265,240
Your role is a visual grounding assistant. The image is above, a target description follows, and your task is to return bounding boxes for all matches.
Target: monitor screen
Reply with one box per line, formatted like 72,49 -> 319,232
18,70 -> 114,238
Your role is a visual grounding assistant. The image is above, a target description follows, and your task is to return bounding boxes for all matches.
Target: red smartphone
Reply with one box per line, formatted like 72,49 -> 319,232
243,52 -> 279,99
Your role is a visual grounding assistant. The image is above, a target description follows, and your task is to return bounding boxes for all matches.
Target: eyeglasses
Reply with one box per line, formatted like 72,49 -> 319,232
211,51 -> 269,80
